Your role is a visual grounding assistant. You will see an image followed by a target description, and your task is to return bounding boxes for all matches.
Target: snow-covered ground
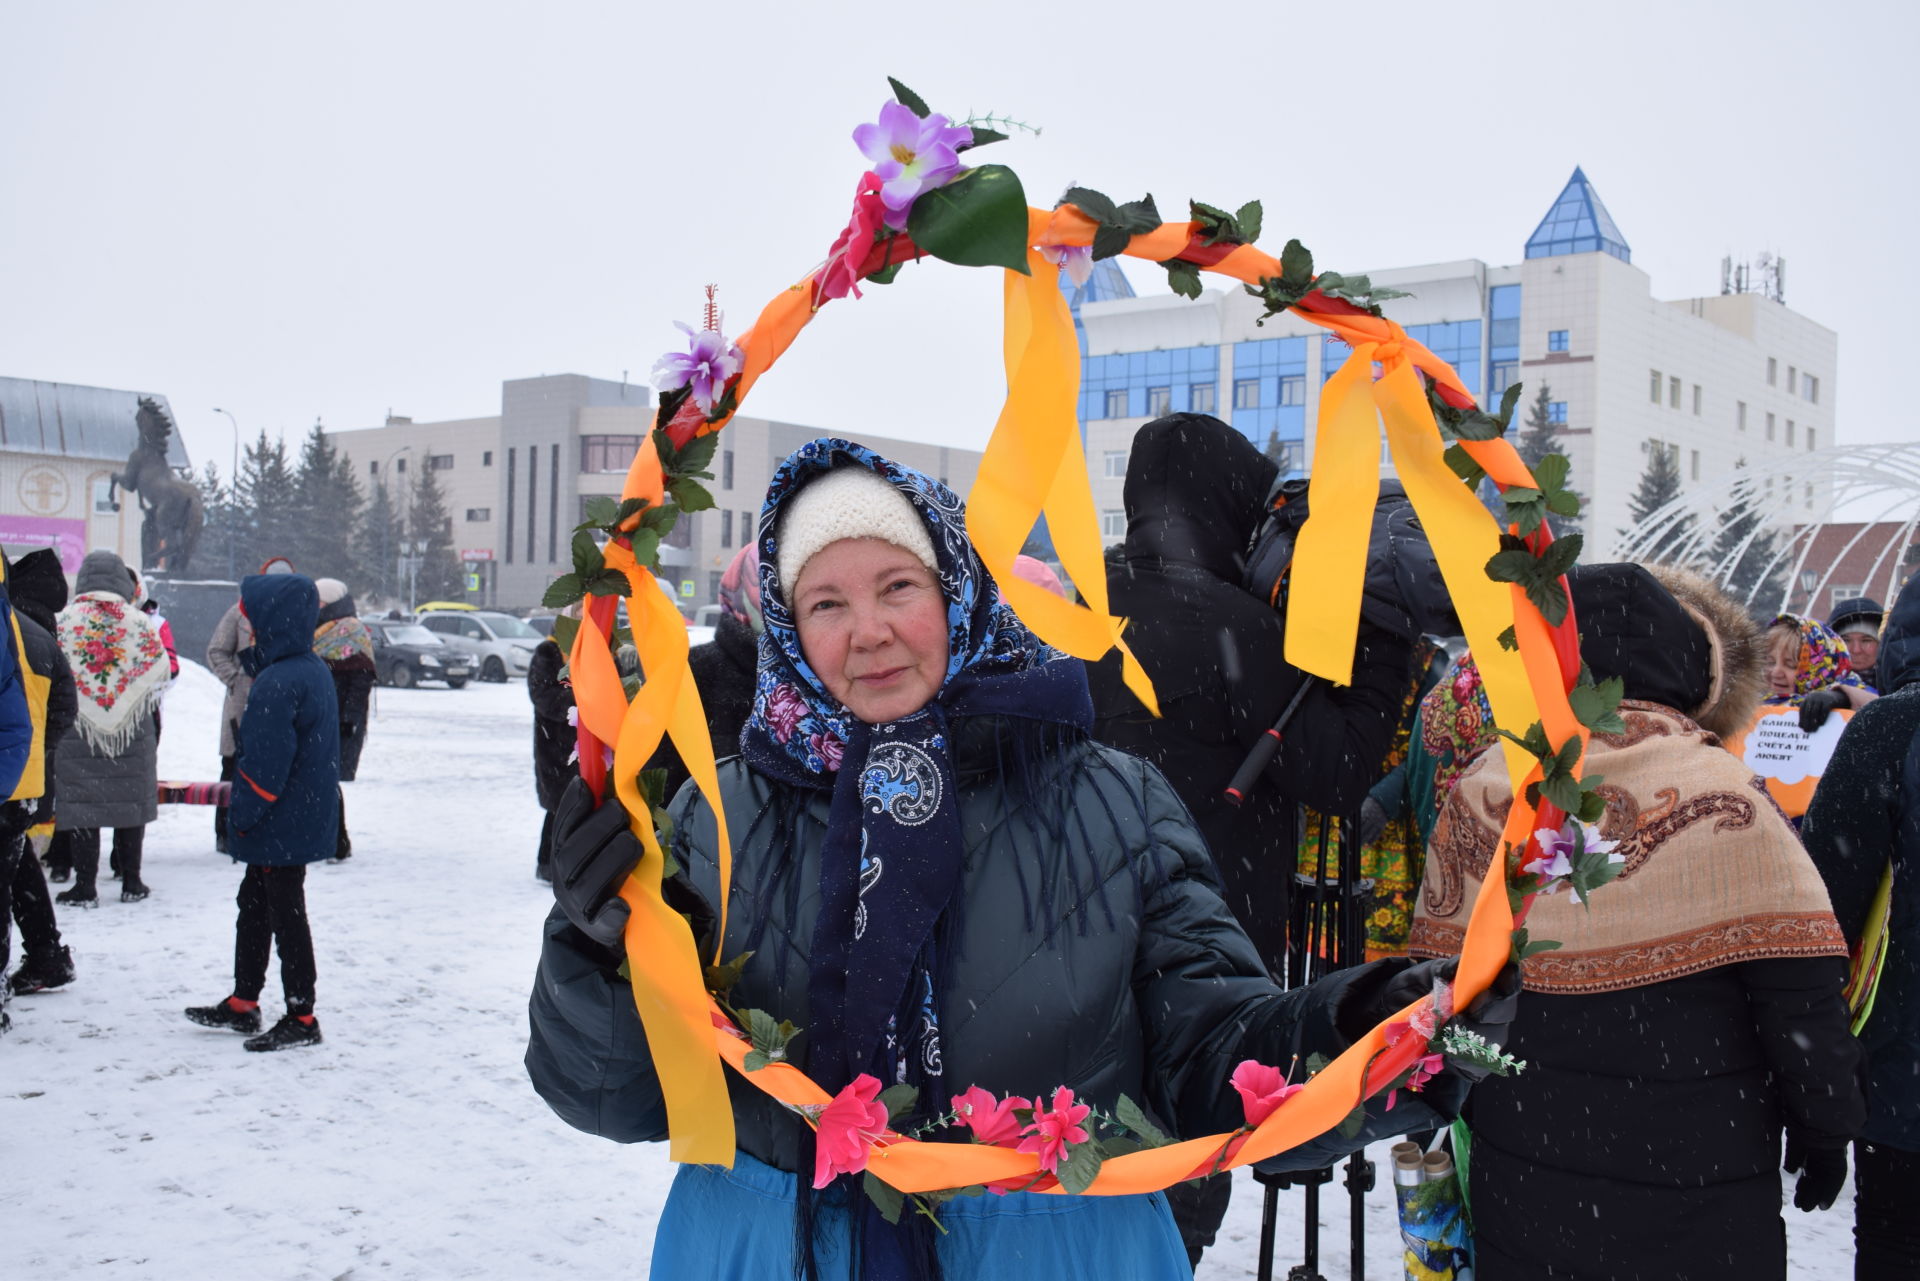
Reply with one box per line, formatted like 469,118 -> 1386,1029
3,663 -> 1857,1278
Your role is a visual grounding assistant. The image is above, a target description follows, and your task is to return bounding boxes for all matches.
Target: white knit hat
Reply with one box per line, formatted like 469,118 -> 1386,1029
315,577 -> 348,606
775,467 -> 939,593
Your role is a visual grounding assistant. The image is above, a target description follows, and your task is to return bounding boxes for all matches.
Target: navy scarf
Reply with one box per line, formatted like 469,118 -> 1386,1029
741,440 -> 1091,1280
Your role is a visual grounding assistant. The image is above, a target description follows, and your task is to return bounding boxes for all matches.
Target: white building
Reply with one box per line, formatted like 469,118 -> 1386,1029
1069,169 -> 1836,556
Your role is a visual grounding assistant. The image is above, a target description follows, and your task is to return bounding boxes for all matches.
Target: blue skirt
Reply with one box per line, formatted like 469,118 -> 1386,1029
650,1150 -> 1191,1280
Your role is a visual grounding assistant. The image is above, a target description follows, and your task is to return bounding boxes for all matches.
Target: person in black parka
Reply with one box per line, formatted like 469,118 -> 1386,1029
653,541 -> 763,803
527,632 -> 576,884
1803,573 -> 1920,1277
184,573 -> 340,1053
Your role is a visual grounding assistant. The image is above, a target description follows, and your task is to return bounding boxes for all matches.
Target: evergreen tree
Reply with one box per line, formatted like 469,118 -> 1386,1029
237,430 -> 299,572
1708,460 -> 1787,613
356,479 -> 405,607
1515,382 -> 1583,540
193,462 -> 243,582
1622,440 -> 1696,565
407,465 -> 465,604
290,424 -> 364,582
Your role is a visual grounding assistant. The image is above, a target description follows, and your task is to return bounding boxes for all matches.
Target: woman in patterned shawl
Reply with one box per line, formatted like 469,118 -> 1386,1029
1763,612 -> 1877,734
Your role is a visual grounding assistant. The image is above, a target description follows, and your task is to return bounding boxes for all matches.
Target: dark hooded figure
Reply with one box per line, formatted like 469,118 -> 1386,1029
2,550 -> 80,999
1828,594 -> 1885,690
525,439 -> 1510,1281
1803,573 -> 1920,1277
1412,563 -> 1863,1281
184,573 -> 340,1053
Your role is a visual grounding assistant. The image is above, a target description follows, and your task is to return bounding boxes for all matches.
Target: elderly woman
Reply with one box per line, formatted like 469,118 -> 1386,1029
1410,564 -> 1864,1281
1765,611 -> 1877,732
527,441 -> 1512,1280
51,550 -> 168,906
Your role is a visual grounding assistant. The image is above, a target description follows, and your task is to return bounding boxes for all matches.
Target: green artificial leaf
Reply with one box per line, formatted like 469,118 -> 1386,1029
584,569 -> 630,598
866,261 -> 904,286
1337,1101 -> 1369,1140
653,383 -> 690,432
550,614 -> 579,655
640,504 -> 679,535
579,495 -> 620,532
1062,186 -> 1118,224
1484,541 -> 1541,591
864,1172 -> 907,1225
627,528 -> 662,567
702,382 -> 739,425
541,574 -> 585,609
1567,676 -> 1627,736
1539,532 -> 1583,578
637,767 -> 669,811
1234,200 -> 1263,244
1054,1142 -> 1105,1195
1190,199 -> 1236,244
1096,1136 -> 1146,1159
703,950 -> 754,997
743,1048 -> 771,1072
887,77 -> 931,118
1502,486 -> 1546,535
907,164 -> 1032,274
1305,1052 -> 1332,1075
1494,720 -> 1552,762
669,478 -> 716,513
1444,443 -> 1487,488
1497,380 -> 1525,430
1569,835 -> 1626,908
1279,238 -> 1314,287
673,430 -> 720,478
1575,789 -> 1608,823
1115,195 -> 1161,232
965,126 -> 1008,150
878,1083 -> 920,1122
1161,258 -> 1204,299
1115,1095 -> 1173,1148
1533,453 -> 1571,493
1496,625 -> 1518,652
1090,223 -> 1132,261
571,528 -> 603,577
1511,926 -> 1563,962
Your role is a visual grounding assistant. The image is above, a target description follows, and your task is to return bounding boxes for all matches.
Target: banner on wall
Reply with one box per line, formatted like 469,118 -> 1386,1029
0,515 -> 87,572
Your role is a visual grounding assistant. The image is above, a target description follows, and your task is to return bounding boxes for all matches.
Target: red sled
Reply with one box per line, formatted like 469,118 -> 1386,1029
158,780 -> 231,807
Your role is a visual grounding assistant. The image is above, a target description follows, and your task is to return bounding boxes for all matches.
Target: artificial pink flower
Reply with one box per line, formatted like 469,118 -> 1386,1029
852,101 -> 973,230
1039,243 -> 1094,287
1016,1086 -> 1091,1174
1388,1052 -> 1447,1111
812,1073 -> 892,1189
818,171 -> 888,303
951,1085 -> 1029,1147
1229,1060 -> 1304,1127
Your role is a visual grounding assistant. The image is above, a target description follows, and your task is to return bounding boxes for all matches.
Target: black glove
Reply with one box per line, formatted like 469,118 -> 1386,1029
1785,1131 -> 1847,1212
1798,687 -> 1849,733
1447,962 -> 1524,1084
550,776 -> 642,949
1357,796 -> 1390,848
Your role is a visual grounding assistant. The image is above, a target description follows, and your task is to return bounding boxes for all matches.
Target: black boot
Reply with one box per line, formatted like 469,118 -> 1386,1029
117,828 -> 149,902
59,829 -> 100,906
9,945 -> 76,995
184,997 -> 262,1034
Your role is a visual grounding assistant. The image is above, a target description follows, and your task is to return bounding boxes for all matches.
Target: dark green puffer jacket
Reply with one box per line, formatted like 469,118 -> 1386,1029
527,716 -> 1440,1173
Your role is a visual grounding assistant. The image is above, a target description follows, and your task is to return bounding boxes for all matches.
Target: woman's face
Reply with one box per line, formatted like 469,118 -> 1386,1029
1842,629 -> 1880,673
792,538 -> 950,724
1766,631 -> 1802,698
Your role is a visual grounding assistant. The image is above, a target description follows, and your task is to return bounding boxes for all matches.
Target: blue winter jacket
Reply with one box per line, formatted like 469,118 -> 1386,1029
0,586 -> 31,801
231,574 -> 340,865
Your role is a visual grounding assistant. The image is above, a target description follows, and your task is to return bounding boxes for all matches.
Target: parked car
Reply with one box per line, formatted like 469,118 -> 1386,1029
367,620 -> 477,689
525,615 -> 557,638
417,609 -> 544,682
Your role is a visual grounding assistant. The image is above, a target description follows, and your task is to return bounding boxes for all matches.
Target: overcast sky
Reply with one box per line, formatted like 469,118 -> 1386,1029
3,1 -> 1912,479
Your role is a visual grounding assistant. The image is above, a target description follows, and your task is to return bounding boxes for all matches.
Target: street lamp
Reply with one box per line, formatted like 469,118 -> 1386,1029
380,445 -> 412,604
399,538 -> 429,617
212,407 -> 241,581
1799,569 -> 1821,613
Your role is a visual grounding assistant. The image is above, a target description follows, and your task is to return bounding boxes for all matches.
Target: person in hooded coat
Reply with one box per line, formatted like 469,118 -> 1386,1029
184,573 -> 340,1052
51,550 -> 167,906
1410,563 -> 1864,1281
313,578 -> 376,861
526,440 -> 1510,1281
207,556 -> 295,853
3,549 -> 79,999
1827,595 -> 1884,690
527,612 -> 578,884
1802,573 -> 1920,1277
655,541 -> 765,802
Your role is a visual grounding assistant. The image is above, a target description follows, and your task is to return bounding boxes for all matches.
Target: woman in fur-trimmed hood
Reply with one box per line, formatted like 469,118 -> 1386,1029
1410,562 -> 1862,1281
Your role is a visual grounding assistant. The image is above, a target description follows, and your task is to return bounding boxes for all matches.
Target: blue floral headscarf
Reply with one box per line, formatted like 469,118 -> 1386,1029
740,439 -> 1090,1281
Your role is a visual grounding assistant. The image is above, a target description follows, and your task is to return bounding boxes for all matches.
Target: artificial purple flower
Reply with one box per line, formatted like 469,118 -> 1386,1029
1040,243 -> 1094,287
1523,824 -> 1576,888
852,101 -> 974,231
650,321 -> 743,416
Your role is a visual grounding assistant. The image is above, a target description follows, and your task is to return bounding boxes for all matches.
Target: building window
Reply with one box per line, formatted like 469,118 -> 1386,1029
1100,509 -> 1126,539
428,454 -> 454,471
1767,357 -> 1778,385
1145,386 -> 1171,417
580,434 -> 643,474
1233,379 -> 1260,410
1668,376 -> 1680,408
1787,420 -> 1797,446
1737,401 -> 1748,431
1650,370 -> 1662,404
1805,481 -> 1814,507
1547,329 -> 1569,352
708,570 -> 724,602
1691,385 -> 1702,415
1104,388 -> 1128,418
1103,450 -> 1127,478
1547,401 -> 1568,425
464,507 -> 491,522
1190,382 -> 1216,414
1690,449 -> 1700,481
721,509 -> 734,549
368,460 -> 378,476
1491,361 -> 1519,397
505,448 -> 516,564
723,449 -> 735,489
742,510 -> 755,545
1278,375 -> 1306,407
90,477 -> 115,515
394,457 -> 406,473
1808,427 -> 1817,451
1766,413 -> 1776,441
483,450 -> 493,466
1805,374 -> 1820,404
1788,366 -> 1798,394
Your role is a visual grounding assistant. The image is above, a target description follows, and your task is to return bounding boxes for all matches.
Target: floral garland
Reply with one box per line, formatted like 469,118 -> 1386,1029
550,76 -> 1620,1192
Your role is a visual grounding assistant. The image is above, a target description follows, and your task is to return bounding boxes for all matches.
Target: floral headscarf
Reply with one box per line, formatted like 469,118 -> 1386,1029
1765,613 -> 1867,705
717,542 -> 763,634
57,592 -> 169,755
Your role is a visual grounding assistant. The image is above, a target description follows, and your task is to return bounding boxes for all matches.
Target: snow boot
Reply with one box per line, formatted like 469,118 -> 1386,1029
54,884 -> 97,909
184,997 -> 262,1034
9,946 -> 76,995
244,1012 -> 322,1052
120,880 -> 150,902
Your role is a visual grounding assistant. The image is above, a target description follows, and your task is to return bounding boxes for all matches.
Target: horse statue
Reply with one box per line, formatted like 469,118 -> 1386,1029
111,397 -> 205,574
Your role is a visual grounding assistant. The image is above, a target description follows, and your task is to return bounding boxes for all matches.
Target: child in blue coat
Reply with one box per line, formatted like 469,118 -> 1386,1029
185,573 -> 341,1052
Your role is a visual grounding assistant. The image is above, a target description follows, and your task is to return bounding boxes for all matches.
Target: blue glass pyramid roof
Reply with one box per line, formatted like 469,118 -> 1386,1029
1057,256 -> 1137,309
1525,167 -> 1630,263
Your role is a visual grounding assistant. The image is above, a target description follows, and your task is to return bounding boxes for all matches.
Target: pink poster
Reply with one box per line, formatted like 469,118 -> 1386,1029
0,515 -> 88,572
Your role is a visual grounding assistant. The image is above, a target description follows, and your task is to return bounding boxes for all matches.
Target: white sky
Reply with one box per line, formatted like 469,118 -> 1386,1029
3,1 -> 1913,478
